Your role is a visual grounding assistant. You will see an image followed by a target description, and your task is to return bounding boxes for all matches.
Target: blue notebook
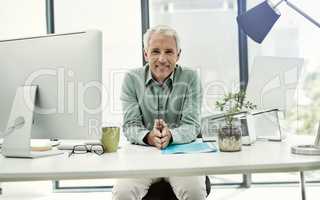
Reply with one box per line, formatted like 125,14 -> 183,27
161,141 -> 217,154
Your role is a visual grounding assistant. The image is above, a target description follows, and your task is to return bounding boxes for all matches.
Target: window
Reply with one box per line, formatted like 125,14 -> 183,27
247,0 -> 320,136
149,0 -> 240,115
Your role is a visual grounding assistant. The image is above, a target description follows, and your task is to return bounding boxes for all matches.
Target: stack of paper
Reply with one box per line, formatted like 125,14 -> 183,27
161,141 -> 217,154
31,140 -> 52,151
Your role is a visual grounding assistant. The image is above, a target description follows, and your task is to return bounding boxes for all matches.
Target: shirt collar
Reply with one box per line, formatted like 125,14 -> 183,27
145,64 -> 176,86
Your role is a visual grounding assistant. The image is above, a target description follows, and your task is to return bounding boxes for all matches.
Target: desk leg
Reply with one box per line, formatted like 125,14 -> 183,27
299,171 -> 306,200
241,173 -> 252,188
52,180 -> 59,192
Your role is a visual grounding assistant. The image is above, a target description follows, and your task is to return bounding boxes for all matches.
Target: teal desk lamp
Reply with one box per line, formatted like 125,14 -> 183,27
237,0 -> 320,43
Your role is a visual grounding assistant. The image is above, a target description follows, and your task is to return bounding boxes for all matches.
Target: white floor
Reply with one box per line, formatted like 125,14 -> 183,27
1,180 -> 320,200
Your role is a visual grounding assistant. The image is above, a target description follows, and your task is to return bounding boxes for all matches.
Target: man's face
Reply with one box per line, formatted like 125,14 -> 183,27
144,32 -> 180,82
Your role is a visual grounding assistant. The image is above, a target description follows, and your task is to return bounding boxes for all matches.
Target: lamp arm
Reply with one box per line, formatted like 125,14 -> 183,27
273,0 -> 286,9
285,0 -> 320,28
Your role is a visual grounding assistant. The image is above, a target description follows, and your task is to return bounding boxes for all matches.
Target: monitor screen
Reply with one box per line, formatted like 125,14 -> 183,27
0,30 -> 103,139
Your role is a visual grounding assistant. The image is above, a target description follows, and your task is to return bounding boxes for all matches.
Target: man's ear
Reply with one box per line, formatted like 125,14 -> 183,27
143,49 -> 149,62
177,49 -> 181,60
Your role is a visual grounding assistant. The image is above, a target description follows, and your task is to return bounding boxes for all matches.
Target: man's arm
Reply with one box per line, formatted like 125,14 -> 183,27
170,72 -> 202,144
121,72 -> 150,145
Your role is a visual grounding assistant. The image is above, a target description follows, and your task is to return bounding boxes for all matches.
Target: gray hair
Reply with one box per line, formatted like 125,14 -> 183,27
143,25 -> 181,51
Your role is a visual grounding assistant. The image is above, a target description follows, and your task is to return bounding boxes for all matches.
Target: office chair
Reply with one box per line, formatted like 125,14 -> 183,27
245,56 -> 304,141
142,176 -> 211,200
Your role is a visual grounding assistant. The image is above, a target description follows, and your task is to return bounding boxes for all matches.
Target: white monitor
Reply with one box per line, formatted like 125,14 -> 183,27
0,30 -> 103,140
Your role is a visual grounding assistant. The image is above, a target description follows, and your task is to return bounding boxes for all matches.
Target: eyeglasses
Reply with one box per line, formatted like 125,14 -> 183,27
68,144 -> 104,157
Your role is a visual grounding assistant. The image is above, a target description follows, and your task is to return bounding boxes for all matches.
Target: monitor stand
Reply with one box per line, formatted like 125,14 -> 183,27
2,86 -> 63,158
2,85 -> 37,157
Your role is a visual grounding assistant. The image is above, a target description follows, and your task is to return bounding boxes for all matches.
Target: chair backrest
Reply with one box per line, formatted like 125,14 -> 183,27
246,56 -> 304,113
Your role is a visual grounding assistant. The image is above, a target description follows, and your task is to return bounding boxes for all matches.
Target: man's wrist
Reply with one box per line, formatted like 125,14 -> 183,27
168,129 -> 173,144
143,132 -> 150,145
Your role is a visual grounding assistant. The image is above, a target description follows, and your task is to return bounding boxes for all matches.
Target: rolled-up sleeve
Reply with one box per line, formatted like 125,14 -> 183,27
170,72 -> 202,144
121,72 -> 149,145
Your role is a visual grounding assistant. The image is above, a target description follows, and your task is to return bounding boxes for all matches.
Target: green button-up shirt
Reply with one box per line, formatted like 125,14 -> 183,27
121,64 -> 202,145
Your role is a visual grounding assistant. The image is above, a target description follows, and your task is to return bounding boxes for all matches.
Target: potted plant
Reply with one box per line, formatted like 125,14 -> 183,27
215,90 -> 256,152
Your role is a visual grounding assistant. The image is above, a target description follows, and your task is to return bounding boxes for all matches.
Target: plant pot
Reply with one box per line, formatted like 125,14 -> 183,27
218,125 -> 242,152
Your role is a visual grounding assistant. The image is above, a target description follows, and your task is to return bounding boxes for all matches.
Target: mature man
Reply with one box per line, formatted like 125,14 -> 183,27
112,25 -> 206,200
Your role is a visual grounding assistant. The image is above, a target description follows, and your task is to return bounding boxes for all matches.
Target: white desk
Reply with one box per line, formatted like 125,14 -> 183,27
1,139 -> 320,199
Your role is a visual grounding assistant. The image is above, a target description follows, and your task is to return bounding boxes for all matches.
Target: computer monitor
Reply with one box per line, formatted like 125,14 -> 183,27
0,30 -> 103,140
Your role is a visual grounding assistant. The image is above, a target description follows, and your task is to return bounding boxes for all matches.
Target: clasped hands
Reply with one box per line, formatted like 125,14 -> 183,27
146,119 -> 172,149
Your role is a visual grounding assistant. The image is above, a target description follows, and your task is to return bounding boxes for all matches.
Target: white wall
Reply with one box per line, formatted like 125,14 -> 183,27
0,0 -> 46,39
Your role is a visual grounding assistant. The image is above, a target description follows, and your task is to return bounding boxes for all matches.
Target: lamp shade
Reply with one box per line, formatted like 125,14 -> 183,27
237,1 -> 281,43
